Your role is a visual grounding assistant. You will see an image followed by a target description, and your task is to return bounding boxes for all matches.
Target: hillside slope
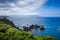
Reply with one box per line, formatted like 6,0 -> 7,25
0,18 -> 56,40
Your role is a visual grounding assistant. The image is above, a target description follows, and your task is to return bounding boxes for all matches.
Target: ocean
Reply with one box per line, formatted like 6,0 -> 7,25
8,16 -> 60,40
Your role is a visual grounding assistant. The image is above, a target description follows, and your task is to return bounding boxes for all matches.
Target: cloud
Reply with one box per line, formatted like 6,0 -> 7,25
0,0 -> 17,3
0,0 -> 47,15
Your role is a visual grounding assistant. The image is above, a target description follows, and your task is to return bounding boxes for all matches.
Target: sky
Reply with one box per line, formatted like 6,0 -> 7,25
0,0 -> 60,17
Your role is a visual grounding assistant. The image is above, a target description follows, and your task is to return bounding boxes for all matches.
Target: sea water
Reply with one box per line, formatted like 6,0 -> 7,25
8,16 -> 60,40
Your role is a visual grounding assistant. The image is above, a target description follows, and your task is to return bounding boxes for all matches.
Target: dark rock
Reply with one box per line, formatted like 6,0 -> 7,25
23,26 -> 29,31
29,24 -> 35,29
23,24 -> 45,31
40,25 -> 45,30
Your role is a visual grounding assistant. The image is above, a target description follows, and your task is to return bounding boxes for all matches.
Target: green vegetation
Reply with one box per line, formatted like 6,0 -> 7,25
0,22 -> 35,40
36,36 -> 56,40
0,19 -> 57,40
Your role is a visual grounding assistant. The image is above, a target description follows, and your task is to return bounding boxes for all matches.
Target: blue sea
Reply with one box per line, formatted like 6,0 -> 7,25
8,16 -> 60,40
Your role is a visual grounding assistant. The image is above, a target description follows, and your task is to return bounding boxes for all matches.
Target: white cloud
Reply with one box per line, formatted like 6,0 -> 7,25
0,0 -> 47,15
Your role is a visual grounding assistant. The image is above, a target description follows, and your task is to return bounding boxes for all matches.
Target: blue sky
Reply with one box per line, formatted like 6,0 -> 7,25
0,0 -> 60,17
45,0 -> 60,7
37,0 -> 60,17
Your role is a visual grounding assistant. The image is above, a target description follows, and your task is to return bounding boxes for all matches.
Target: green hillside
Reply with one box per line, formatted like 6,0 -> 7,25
0,18 -> 56,40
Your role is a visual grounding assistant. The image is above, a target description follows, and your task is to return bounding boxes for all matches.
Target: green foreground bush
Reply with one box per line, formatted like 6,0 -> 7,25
0,21 -> 56,40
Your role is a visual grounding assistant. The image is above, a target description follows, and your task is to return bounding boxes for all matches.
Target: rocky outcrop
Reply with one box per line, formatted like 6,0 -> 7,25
23,24 -> 45,31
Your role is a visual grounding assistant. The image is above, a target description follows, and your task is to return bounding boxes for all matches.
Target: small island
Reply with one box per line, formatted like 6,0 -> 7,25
0,16 -> 56,40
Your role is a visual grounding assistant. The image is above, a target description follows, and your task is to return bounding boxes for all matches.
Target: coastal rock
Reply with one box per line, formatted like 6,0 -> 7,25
23,24 -> 45,31
40,25 -> 45,30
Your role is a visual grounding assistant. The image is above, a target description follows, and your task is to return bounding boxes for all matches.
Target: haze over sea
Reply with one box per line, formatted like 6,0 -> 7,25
8,15 -> 60,40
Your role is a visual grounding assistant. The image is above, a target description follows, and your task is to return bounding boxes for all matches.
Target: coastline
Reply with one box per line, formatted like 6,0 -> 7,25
0,16 -> 57,40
